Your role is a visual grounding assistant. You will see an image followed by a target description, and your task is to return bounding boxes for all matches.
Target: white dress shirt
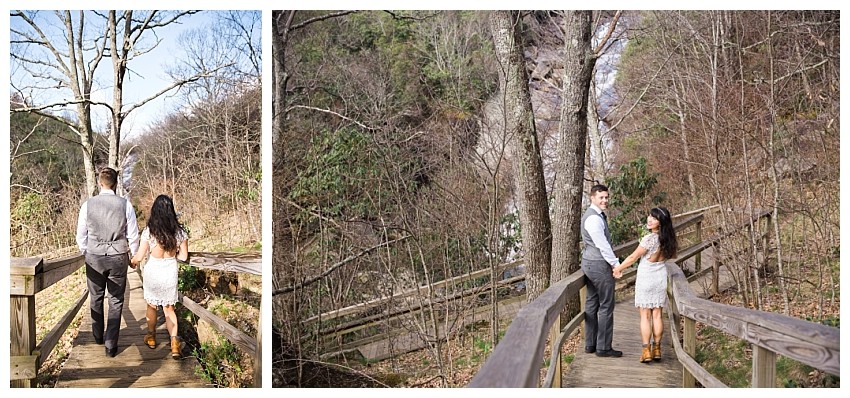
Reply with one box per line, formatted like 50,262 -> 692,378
75,189 -> 140,256
584,203 -> 620,268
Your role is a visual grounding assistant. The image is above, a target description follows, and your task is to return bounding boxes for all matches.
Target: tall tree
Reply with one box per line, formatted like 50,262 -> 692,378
550,11 -> 598,287
11,10 -> 212,197
489,11 -> 552,302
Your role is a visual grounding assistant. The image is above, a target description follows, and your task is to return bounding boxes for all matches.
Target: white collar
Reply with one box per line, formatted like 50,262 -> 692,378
99,188 -> 116,196
590,203 -> 604,215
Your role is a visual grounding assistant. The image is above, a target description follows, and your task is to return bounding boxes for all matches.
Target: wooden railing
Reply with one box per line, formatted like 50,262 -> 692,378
9,249 -> 262,388
468,211 -> 706,387
469,208 -> 837,387
302,259 -> 525,354
10,253 -> 87,387
306,213 -> 709,355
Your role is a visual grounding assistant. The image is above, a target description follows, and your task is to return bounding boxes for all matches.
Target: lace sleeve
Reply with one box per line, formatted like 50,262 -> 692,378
639,233 -> 660,255
176,228 -> 189,243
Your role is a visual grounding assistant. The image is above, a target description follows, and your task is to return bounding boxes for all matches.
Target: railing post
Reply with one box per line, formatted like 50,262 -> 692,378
752,344 -> 776,387
682,317 -> 696,388
254,300 -> 262,387
711,243 -> 720,296
548,315 -> 561,388
10,257 -> 43,387
695,220 -> 702,272
579,285 -> 586,344
762,214 -> 772,272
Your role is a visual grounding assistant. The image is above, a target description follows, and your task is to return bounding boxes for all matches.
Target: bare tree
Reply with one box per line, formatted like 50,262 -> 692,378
11,10 -> 217,196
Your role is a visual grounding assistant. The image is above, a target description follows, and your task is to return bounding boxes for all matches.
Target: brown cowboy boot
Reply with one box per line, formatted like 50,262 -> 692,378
171,336 -> 182,359
144,330 -> 156,349
640,344 -> 652,363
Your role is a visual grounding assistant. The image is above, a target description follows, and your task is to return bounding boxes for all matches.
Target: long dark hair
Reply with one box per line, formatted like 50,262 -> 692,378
148,195 -> 184,253
650,207 -> 677,260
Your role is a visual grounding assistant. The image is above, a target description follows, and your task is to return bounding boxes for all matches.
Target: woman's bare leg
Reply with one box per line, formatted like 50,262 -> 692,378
639,307 -> 652,345
146,304 -> 157,332
651,307 -> 664,343
163,304 -> 178,338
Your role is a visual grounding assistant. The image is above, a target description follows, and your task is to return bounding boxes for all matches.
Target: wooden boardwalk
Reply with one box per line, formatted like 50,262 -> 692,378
564,246 -> 731,388
563,296 -> 683,387
56,269 -> 209,388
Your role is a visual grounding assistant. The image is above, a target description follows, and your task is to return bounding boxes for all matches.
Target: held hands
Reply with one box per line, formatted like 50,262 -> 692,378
130,258 -> 140,269
612,268 -> 623,279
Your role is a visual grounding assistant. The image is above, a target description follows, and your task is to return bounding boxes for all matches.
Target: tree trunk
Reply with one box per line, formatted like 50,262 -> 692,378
586,81 -> 606,183
551,11 -> 596,286
272,11 -> 293,171
489,10 -> 552,302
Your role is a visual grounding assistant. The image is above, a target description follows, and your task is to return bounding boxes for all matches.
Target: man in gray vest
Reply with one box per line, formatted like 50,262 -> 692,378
580,184 -> 622,357
75,167 -> 140,357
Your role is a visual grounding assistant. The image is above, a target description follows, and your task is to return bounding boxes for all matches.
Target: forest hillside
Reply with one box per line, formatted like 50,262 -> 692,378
272,10 -> 839,388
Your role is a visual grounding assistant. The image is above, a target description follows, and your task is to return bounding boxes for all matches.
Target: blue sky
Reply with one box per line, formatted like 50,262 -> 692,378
9,10 -> 259,140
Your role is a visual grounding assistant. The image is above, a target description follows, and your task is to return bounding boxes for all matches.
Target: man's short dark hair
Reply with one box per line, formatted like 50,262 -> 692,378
99,167 -> 119,190
590,184 -> 608,196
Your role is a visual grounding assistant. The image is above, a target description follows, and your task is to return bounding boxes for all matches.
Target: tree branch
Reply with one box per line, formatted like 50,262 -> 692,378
290,11 -> 358,32
272,235 -> 411,296
122,64 -> 234,116
593,11 -> 622,55
284,105 -> 377,131
604,48 -> 677,132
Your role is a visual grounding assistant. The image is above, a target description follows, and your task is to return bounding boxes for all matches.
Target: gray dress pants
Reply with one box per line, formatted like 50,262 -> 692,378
582,258 -> 615,351
85,252 -> 129,350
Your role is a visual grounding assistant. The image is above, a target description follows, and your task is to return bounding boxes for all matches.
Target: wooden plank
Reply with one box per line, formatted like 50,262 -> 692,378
304,259 -> 524,325
316,274 -> 525,340
56,270 -> 208,388
180,294 -> 258,358
10,257 -> 43,276
542,311 -> 583,387
666,301 -> 726,388
34,290 -> 88,369
561,297 -> 683,388
671,204 -> 720,220
10,294 -> 36,387
752,344 -> 776,387
254,302 -> 262,388
667,263 -> 840,376
10,354 -> 38,381
468,272 -> 585,387
188,251 -> 261,275
39,255 -> 85,292
10,274 -> 37,296
682,317 -> 696,387
354,296 -> 526,363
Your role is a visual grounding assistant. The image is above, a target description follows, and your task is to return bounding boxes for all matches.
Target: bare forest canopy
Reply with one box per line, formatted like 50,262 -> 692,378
9,10 -> 262,257
273,10 -> 839,387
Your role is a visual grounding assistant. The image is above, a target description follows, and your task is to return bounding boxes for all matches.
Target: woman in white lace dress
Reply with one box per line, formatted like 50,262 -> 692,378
130,195 -> 189,359
612,207 -> 678,363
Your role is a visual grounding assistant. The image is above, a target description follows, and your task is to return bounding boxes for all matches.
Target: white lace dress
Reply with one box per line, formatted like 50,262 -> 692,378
634,233 -> 668,309
141,227 -> 188,307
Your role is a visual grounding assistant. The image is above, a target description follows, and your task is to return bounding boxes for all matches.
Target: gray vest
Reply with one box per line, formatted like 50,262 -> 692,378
581,207 -> 612,261
85,194 -> 130,255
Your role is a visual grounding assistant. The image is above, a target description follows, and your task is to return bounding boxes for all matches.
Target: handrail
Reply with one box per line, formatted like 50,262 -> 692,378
10,254 -> 86,386
666,261 -> 840,382
468,272 -> 586,387
9,248 -> 262,387
467,207 -> 829,388
469,212 -> 706,388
